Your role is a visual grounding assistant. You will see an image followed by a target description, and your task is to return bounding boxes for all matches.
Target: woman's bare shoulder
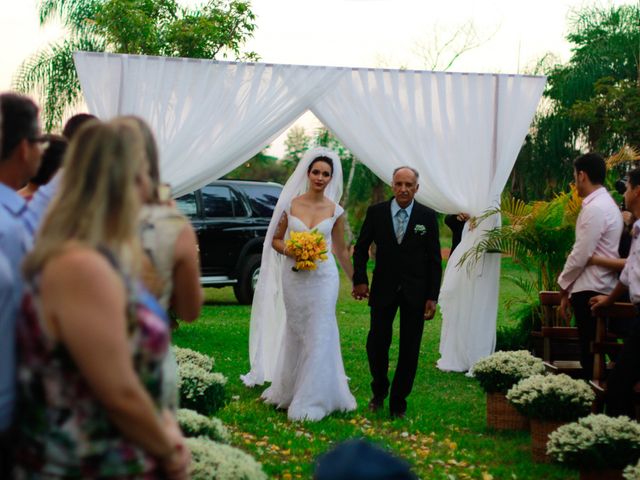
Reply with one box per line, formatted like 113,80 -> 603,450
41,243 -> 120,289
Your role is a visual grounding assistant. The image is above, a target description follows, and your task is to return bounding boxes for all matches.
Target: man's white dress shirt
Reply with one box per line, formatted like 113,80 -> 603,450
620,220 -> 640,304
558,186 -> 623,296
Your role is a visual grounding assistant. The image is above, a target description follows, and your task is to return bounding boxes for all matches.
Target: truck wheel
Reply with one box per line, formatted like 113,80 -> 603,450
234,254 -> 261,305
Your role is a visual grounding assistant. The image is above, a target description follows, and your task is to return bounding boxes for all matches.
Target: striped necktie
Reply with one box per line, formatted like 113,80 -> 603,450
396,208 -> 408,244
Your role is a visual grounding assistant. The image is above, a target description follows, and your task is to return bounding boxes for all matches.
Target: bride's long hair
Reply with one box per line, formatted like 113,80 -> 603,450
241,147 -> 343,387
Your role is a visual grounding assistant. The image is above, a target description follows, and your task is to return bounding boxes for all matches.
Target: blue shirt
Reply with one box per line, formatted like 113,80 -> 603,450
0,178 -> 55,432
390,198 -> 414,237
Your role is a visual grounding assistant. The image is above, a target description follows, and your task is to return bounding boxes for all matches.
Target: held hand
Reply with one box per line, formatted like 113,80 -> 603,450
424,300 -> 437,320
162,445 -> 190,480
352,284 -> 369,300
589,294 -> 613,312
161,411 -> 191,480
558,292 -> 572,322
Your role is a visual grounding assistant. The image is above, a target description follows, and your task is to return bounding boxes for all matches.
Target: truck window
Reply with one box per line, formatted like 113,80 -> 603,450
202,185 -> 234,217
241,185 -> 281,217
175,192 -> 197,217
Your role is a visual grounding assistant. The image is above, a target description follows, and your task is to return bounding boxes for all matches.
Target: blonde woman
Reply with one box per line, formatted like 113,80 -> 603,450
131,116 -> 203,411
131,116 -> 202,322
16,119 -> 190,479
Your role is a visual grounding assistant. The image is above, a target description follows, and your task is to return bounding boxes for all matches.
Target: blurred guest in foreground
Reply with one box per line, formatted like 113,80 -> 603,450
131,116 -> 203,410
15,119 -> 190,479
314,438 -> 417,480
0,92 -> 44,478
18,134 -> 66,201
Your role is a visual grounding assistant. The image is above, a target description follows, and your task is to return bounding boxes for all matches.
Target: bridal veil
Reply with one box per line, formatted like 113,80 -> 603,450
241,146 -> 344,386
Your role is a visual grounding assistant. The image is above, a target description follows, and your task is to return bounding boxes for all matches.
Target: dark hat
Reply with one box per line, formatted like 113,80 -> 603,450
314,438 -> 417,480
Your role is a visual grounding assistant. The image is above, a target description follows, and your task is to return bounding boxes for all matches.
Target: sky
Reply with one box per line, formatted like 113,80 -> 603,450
0,0 -> 633,156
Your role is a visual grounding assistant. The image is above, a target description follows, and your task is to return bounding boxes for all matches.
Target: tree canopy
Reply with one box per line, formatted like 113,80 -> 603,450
14,0 -> 258,131
511,3 -> 640,201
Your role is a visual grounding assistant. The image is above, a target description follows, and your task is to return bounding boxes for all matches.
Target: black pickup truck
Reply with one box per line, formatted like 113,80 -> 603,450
175,180 -> 282,304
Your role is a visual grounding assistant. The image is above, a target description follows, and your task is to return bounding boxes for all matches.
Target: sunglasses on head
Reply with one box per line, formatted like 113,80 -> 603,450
28,135 -> 50,150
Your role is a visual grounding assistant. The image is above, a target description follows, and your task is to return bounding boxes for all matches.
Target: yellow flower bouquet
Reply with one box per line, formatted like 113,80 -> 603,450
286,229 -> 328,271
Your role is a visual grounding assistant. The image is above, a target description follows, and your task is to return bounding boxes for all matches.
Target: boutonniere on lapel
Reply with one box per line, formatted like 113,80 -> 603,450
414,224 -> 426,235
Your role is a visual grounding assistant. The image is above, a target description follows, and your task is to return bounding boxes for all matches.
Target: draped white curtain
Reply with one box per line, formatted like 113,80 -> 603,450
312,70 -> 546,372
73,52 -> 546,371
73,52 -> 344,196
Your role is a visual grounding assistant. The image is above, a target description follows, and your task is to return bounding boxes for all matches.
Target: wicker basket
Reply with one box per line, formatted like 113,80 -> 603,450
579,469 -> 624,480
530,418 -> 565,463
486,392 -> 529,430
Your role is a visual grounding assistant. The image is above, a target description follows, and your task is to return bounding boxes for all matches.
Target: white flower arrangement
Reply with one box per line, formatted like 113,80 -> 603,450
414,224 -> 426,235
506,373 -> 594,421
178,362 -> 228,415
173,346 -> 215,372
187,436 -> 267,480
625,459 -> 640,479
547,414 -> 640,470
177,408 -> 230,443
471,350 -> 546,393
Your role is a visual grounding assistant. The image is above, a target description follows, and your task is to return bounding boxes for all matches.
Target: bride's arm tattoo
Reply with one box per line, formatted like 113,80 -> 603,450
272,212 -> 289,255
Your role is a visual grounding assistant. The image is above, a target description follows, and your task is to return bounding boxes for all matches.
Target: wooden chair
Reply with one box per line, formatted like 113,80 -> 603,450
589,302 -> 636,414
532,291 -> 583,377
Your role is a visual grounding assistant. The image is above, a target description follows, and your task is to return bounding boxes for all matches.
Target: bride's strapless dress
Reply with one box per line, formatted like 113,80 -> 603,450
261,203 -> 357,421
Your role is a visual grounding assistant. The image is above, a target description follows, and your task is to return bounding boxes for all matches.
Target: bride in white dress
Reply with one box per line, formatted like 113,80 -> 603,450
241,147 -> 357,421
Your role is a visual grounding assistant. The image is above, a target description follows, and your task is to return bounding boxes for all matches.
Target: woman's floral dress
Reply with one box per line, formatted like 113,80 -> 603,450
14,249 -> 170,479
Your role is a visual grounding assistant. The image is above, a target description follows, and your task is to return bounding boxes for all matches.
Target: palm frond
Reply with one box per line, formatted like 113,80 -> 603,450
606,145 -> 640,168
500,195 -> 532,226
13,36 -> 105,131
503,274 -> 537,297
457,228 -> 534,273
564,186 -> 583,222
38,0 -> 101,36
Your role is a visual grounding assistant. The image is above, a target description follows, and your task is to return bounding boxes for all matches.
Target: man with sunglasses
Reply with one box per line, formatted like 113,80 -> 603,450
0,92 -> 45,478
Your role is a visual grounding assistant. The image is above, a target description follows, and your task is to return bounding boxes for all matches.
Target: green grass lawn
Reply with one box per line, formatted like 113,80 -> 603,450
173,257 -> 576,479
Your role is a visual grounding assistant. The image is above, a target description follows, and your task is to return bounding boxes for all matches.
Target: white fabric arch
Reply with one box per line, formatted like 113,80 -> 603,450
73,52 -> 546,373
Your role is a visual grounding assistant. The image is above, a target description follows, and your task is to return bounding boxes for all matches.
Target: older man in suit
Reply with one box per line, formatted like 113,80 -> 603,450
352,166 -> 442,418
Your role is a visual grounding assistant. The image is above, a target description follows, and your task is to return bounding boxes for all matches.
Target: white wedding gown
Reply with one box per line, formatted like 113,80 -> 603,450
261,203 -> 357,421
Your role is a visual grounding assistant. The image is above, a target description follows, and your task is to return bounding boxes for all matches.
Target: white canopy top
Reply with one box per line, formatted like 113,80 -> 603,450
74,51 -> 546,372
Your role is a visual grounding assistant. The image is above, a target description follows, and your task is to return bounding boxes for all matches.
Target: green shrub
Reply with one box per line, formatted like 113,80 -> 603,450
174,346 -> 215,371
178,363 -> 227,415
187,437 -> 267,480
472,350 -> 545,394
177,408 -> 230,443
506,374 -> 594,421
548,414 -> 640,470
625,458 -> 640,479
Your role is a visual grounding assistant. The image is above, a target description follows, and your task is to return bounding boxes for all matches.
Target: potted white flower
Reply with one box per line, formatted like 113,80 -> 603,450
548,414 -> 640,480
472,350 -> 545,430
625,459 -> 640,480
507,373 -> 594,462
176,408 -> 230,443
187,437 -> 267,480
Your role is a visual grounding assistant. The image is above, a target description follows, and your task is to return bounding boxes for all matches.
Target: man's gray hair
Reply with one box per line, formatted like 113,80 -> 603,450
392,166 -> 419,182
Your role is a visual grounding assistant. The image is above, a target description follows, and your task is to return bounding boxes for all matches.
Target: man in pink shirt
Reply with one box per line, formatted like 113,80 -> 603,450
558,153 -> 623,379
590,167 -> 640,417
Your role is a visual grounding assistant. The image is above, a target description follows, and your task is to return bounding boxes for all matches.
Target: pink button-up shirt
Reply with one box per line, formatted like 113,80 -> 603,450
558,186 -> 623,295
620,221 -> 640,303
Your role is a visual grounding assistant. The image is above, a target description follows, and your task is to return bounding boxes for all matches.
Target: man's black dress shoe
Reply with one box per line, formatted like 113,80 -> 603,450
368,397 -> 384,412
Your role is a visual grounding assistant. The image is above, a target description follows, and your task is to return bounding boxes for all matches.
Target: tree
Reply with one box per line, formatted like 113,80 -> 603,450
282,125 -> 310,168
509,3 -> 640,201
223,151 -> 292,185
548,4 -> 640,152
14,0 -> 258,131
412,19 -> 499,71
311,127 -> 390,241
